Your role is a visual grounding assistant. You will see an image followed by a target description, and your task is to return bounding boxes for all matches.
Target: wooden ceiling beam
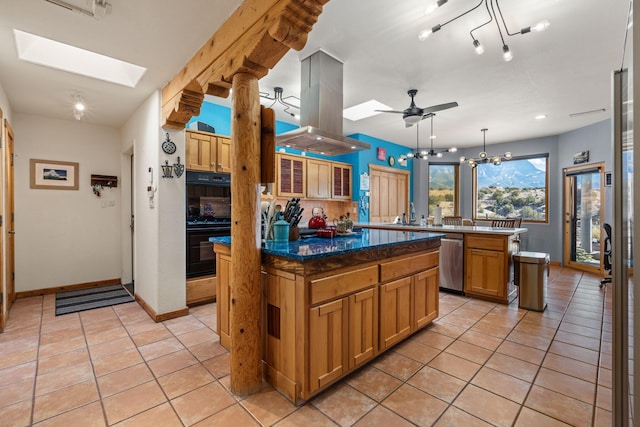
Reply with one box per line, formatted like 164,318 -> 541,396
162,0 -> 329,129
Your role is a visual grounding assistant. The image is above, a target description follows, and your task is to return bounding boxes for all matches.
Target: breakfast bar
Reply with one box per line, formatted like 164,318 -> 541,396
213,229 -> 442,404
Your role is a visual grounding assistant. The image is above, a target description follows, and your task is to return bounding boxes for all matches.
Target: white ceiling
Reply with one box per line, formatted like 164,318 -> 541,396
0,0 -> 632,149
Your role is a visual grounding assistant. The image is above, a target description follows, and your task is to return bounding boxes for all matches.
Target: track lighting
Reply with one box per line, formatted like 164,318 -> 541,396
418,0 -> 549,61
459,128 -> 512,168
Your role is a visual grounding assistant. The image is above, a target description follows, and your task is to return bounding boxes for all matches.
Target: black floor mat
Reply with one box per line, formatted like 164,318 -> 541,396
55,284 -> 134,316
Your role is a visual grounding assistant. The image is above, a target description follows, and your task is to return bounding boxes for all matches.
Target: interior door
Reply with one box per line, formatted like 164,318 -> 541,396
369,165 -> 409,223
4,119 -> 15,307
563,162 -> 605,274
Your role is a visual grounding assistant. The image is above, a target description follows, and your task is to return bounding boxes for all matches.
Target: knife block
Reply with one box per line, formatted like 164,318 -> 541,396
289,226 -> 300,241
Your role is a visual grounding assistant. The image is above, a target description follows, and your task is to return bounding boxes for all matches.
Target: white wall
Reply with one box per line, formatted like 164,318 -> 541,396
121,90 -> 186,315
13,114 -> 122,291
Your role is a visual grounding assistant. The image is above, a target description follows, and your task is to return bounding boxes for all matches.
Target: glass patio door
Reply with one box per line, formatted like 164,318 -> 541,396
563,163 -> 605,274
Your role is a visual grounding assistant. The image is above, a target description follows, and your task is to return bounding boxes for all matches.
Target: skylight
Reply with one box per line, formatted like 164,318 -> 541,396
13,29 -> 146,88
343,100 -> 392,121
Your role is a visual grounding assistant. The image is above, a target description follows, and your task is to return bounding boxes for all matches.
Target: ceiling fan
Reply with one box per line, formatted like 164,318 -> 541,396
377,89 -> 458,127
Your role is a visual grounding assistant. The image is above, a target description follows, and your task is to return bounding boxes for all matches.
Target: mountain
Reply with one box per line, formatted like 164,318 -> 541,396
428,165 -> 455,189
476,160 -> 545,189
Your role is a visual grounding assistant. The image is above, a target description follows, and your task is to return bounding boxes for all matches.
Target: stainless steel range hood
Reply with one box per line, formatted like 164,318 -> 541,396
276,50 -> 370,156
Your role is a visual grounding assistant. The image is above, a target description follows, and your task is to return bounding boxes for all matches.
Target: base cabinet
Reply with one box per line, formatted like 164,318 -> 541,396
309,298 -> 347,394
214,242 -> 439,404
464,234 -> 517,303
379,277 -> 412,350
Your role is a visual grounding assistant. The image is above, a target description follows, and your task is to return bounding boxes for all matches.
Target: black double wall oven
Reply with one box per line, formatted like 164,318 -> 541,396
186,171 -> 231,278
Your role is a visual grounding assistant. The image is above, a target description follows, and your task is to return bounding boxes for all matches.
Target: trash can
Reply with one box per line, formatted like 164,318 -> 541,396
514,251 -> 549,311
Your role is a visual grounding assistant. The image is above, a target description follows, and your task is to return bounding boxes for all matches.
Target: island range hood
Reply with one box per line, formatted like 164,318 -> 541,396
275,50 -> 370,156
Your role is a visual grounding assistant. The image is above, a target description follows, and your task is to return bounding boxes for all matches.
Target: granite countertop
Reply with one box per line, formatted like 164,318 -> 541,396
211,228 -> 444,261
357,222 -> 527,235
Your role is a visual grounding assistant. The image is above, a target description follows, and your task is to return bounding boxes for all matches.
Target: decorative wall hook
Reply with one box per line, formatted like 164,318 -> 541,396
161,160 -> 173,178
174,156 -> 185,178
92,184 -> 102,197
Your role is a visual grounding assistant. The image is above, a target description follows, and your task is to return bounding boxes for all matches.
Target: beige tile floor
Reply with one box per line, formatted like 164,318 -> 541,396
0,266 -> 615,426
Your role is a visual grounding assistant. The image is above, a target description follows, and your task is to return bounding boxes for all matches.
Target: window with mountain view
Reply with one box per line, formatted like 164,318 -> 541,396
473,155 -> 548,222
428,164 -> 459,217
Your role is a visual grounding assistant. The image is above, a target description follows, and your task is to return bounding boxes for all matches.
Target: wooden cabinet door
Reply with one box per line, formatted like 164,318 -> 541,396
414,268 -> 439,329
348,287 -> 378,369
277,154 -> 306,198
215,252 -> 232,349
379,277 -> 412,350
309,298 -> 347,393
307,159 -> 332,199
332,164 -> 352,199
186,130 -> 215,171
465,248 -> 505,298
216,136 -> 232,173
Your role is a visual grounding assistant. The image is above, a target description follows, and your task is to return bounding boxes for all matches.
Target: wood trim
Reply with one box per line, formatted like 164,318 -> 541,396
135,293 -> 189,323
161,0 -> 328,129
15,278 -> 121,299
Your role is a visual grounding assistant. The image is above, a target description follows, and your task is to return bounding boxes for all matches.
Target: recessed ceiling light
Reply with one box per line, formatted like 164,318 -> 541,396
343,100 -> 392,121
13,29 -> 146,88
535,114 -> 547,120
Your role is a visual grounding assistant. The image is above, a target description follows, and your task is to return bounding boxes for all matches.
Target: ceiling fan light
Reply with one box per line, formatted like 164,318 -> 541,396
473,39 -> 485,55
404,115 -> 422,124
502,45 -> 513,62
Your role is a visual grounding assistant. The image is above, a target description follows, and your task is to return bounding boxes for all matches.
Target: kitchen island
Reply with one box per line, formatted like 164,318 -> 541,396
213,229 -> 442,404
358,222 -> 527,304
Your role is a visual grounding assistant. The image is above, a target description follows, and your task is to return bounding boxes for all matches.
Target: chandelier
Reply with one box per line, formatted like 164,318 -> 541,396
459,128 -> 512,167
260,87 -> 300,118
418,0 -> 550,62
401,114 -> 457,160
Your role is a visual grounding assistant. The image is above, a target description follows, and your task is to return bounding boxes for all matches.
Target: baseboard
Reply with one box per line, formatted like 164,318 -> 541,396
15,278 -> 122,299
135,293 -> 189,323
550,261 -> 561,267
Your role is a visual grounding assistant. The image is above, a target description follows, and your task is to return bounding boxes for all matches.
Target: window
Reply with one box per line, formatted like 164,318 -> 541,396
473,155 -> 548,223
428,164 -> 459,217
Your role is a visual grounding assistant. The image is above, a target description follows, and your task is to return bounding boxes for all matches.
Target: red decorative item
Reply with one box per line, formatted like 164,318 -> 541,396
377,147 -> 386,161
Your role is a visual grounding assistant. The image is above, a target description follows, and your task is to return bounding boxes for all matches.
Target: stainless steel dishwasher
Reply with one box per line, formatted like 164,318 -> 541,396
439,233 -> 464,293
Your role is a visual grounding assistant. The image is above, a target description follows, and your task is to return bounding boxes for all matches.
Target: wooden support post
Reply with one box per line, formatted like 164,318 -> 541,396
230,72 -> 263,395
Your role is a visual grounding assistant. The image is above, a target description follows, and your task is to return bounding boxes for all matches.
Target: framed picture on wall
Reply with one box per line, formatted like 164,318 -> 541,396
30,159 -> 79,190
377,147 -> 386,161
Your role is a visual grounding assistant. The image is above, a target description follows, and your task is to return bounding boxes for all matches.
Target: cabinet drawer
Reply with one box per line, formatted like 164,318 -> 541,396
380,251 -> 439,282
310,266 -> 378,305
466,235 -> 505,251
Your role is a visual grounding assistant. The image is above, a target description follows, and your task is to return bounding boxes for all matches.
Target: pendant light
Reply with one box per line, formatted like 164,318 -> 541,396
401,114 -> 457,160
459,128 -> 512,167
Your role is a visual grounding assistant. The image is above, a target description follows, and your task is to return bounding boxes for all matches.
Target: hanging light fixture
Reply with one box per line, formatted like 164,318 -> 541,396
418,0 -> 550,62
459,128 -> 512,167
401,114 -> 457,161
260,87 -> 300,118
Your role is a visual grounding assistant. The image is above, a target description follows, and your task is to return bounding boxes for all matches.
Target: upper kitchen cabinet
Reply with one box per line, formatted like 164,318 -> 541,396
332,163 -> 352,200
276,153 -> 306,198
307,158 -> 332,199
186,130 -> 231,173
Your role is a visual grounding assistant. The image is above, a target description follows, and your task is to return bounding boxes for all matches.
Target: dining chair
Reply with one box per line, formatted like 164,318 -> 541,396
442,216 -> 463,225
491,218 -> 516,228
